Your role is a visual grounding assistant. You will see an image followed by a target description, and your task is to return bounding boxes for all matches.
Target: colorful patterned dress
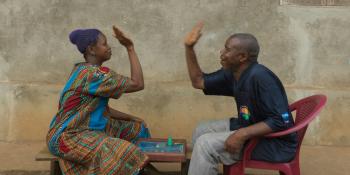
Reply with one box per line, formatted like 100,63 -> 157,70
46,63 -> 149,175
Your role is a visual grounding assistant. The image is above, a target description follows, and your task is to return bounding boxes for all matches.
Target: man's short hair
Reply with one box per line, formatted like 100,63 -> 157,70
229,33 -> 260,62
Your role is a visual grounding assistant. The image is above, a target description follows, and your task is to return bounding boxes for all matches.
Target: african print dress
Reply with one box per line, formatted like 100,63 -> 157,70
46,63 -> 149,175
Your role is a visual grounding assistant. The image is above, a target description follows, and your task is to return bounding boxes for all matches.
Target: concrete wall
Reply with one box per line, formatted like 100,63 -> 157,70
0,0 -> 349,146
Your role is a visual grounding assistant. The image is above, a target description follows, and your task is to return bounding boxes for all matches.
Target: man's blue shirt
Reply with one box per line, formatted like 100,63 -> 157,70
203,62 -> 297,162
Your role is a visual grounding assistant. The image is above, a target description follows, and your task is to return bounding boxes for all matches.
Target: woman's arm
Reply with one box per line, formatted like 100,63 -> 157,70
125,45 -> 144,92
106,106 -> 146,126
113,25 -> 144,93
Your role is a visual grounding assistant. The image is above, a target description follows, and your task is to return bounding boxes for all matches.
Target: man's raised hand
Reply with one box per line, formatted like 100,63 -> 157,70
184,21 -> 204,47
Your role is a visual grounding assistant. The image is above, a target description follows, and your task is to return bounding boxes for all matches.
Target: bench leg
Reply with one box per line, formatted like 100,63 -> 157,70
181,159 -> 190,175
50,160 -> 62,175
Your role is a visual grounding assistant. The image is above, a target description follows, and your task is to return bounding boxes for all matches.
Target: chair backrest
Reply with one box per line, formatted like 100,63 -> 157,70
288,94 -> 327,151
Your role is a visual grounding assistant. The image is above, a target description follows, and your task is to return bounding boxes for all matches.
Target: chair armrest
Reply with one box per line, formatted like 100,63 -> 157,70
264,110 -> 321,138
242,124 -> 304,161
264,125 -> 304,138
241,129 -> 298,162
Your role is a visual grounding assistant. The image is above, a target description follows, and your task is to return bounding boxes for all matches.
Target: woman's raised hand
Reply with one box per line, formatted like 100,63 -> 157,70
113,25 -> 133,48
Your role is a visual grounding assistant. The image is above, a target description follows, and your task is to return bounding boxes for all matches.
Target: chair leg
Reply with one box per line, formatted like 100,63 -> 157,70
223,165 -> 229,174
279,170 -> 292,175
279,167 -> 295,175
223,164 -> 244,175
291,164 -> 301,175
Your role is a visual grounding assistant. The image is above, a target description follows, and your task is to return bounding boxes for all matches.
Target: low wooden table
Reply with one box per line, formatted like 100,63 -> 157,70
136,138 -> 189,175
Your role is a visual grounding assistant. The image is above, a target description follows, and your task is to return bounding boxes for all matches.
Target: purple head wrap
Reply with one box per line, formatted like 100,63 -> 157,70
69,29 -> 101,54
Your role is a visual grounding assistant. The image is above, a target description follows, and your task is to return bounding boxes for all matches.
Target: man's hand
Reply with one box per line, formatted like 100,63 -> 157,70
225,122 -> 273,154
225,130 -> 248,154
184,21 -> 204,47
113,25 -> 133,48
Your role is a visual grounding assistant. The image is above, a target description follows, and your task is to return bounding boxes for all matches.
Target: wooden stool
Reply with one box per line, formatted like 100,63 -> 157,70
35,147 -> 62,175
36,139 -> 191,175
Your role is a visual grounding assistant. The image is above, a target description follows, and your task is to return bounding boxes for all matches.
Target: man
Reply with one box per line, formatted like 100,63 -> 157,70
184,22 -> 297,175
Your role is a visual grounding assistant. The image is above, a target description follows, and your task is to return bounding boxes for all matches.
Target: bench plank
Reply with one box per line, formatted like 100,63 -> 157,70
35,147 -> 58,161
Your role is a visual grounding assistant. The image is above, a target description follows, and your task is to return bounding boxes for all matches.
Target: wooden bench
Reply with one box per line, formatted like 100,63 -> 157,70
35,142 -> 192,175
35,147 -> 62,175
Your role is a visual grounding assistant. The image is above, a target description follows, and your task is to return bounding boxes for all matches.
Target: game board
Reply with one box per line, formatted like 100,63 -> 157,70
136,138 -> 187,162
137,140 -> 184,153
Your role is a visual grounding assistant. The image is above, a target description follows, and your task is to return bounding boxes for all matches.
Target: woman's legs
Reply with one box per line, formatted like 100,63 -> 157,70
58,130 -> 149,175
105,117 -> 150,143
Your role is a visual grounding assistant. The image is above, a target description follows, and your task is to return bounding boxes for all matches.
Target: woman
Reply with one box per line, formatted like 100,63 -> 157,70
46,26 -> 151,175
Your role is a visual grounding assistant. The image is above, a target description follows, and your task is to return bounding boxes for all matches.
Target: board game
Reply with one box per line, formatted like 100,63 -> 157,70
136,138 -> 187,162
137,140 -> 184,153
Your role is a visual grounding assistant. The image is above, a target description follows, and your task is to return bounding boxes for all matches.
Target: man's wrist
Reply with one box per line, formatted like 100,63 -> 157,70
185,44 -> 195,49
237,128 -> 250,141
126,45 -> 135,51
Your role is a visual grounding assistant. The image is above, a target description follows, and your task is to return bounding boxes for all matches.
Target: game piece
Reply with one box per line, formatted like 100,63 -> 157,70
167,136 -> 173,146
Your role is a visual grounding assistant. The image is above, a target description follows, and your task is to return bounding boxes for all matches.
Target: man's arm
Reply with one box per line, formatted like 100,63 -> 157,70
225,122 -> 273,154
184,22 -> 205,89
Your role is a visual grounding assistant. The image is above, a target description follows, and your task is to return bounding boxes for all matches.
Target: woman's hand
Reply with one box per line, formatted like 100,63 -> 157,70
113,25 -> 133,48
184,21 -> 204,47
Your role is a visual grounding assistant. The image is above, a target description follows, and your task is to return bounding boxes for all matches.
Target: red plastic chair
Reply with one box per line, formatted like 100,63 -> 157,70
223,94 -> 327,175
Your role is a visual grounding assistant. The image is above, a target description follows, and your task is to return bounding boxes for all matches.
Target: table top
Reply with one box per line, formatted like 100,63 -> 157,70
136,138 -> 187,162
